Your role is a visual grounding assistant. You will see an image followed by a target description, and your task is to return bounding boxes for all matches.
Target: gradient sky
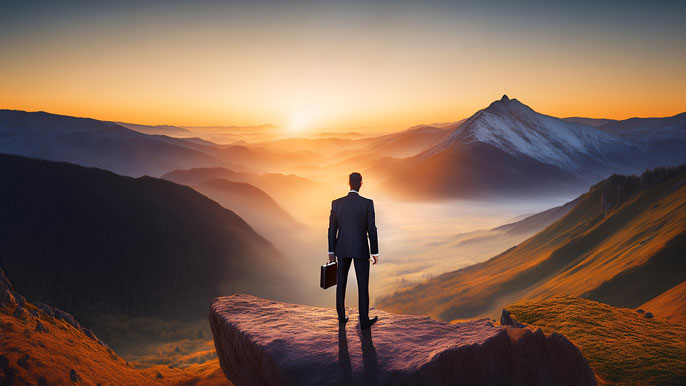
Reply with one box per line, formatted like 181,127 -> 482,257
1,0 -> 684,131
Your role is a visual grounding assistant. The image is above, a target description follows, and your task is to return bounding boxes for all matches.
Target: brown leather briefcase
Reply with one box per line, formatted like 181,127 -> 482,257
320,261 -> 337,289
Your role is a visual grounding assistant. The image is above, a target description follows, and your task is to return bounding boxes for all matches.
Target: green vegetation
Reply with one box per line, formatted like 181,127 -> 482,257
506,296 -> 686,386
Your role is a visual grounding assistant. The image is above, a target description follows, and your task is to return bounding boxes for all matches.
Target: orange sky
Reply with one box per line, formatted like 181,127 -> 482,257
1,1 -> 684,132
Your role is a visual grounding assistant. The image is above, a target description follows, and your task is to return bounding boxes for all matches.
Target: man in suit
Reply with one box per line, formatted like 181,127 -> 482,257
328,172 -> 379,329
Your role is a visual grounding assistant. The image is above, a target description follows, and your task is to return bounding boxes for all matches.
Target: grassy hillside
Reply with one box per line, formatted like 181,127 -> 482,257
0,154 -> 286,347
0,272 -> 228,386
377,166 -> 686,321
639,281 -> 686,323
505,296 -> 686,386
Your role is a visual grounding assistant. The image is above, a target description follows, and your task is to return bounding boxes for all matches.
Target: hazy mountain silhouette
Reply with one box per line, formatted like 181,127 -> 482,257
492,197 -> 579,236
0,110 -> 228,177
377,165 -> 686,321
561,117 -> 618,127
162,166 -> 326,213
213,144 -> 324,173
0,153 -> 286,331
380,96 -> 683,199
596,113 -> 685,142
115,121 -> 193,136
334,124 -> 453,159
596,113 -> 686,170
194,178 -> 302,238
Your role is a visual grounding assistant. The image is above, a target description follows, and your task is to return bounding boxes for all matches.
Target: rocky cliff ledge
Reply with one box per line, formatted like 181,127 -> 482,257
210,294 -> 596,386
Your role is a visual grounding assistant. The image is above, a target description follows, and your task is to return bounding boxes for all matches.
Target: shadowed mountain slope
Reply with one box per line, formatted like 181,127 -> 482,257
194,178 -> 301,236
0,110 -> 227,177
0,154 -> 286,331
377,165 -> 686,321
562,117 -> 618,128
596,113 -> 686,171
596,112 -> 686,142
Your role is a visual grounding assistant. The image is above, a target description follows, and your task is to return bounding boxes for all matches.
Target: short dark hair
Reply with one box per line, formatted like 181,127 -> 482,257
349,172 -> 362,190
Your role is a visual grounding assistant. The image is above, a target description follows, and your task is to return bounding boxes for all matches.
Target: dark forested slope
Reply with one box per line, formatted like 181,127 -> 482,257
0,154 -> 285,328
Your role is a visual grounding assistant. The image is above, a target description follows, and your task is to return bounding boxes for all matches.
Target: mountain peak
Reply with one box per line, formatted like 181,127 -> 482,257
501,94 -> 510,102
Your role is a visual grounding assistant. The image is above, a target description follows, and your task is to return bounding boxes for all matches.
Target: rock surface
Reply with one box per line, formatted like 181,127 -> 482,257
210,294 -> 597,386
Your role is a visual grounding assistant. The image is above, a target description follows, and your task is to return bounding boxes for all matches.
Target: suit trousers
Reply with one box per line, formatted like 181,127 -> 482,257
336,257 -> 370,323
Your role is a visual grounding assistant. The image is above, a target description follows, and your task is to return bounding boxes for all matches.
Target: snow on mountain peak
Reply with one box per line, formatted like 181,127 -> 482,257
425,96 -> 631,171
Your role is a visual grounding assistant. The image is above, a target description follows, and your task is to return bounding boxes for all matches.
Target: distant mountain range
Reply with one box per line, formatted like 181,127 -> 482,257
2,100 -> 684,200
162,166 -> 326,214
0,154 -> 287,334
380,96 -> 685,199
377,165 -> 686,322
0,110 -> 323,178
0,110 -> 229,177
115,121 -> 193,136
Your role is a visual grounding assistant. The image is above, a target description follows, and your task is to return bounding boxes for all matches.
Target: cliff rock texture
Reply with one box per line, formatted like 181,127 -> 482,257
210,294 -> 596,386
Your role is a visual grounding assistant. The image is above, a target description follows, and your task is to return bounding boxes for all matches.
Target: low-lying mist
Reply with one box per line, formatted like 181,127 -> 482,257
247,187 -> 574,310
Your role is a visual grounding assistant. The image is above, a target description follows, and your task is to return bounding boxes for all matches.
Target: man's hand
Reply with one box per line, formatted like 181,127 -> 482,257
371,255 -> 378,265
328,253 -> 336,263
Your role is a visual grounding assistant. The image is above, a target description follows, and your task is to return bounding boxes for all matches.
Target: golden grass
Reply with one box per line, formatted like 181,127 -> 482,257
0,304 -> 229,386
506,295 -> 686,386
639,281 -> 686,323
377,173 -> 686,322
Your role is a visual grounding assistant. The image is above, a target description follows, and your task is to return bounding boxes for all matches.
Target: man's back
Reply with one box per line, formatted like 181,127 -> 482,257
328,192 -> 378,259
328,172 -> 379,329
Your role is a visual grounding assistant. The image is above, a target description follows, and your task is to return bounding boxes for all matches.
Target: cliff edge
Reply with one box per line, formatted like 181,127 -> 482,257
209,294 -> 596,386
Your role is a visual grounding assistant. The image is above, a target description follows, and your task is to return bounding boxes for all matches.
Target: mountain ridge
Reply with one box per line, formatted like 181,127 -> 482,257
0,153 -> 288,338
379,96 -> 685,199
377,165 -> 686,321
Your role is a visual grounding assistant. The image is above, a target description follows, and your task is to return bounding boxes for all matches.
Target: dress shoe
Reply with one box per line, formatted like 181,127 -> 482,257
339,315 -> 349,324
361,316 -> 378,330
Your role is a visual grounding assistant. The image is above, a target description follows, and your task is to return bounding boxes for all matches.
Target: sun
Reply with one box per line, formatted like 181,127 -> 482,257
288,111 -> 310,133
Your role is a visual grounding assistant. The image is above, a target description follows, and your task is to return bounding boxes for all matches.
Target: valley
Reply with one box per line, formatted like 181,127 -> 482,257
0,97 -> 684,385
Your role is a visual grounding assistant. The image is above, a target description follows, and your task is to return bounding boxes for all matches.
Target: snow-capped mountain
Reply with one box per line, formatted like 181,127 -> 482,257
382,95 -> 678,199
425,95 -> 635,173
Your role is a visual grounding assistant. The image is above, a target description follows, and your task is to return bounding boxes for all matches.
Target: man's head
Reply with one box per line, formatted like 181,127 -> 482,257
349,172 -> 362,191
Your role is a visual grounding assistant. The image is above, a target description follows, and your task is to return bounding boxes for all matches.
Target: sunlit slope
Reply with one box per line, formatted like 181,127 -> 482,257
505,296 -> 686,386
638,281 -> 686,323
0,153 -> 286,341
377,166 -> 686,321
0,272 -> 228,386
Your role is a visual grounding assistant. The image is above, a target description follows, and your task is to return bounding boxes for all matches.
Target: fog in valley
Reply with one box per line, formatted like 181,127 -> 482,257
161,124 -> 579,311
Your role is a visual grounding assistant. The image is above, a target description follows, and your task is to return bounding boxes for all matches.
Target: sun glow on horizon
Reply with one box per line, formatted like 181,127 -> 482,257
288,110 -> 314,134
1,1 -> 684,129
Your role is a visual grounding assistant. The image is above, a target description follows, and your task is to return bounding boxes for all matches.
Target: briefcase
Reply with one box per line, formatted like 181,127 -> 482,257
320,261 -> 337,289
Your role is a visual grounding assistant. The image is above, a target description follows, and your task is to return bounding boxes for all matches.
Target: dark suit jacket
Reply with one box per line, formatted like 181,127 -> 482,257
328,192 -> 379,258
